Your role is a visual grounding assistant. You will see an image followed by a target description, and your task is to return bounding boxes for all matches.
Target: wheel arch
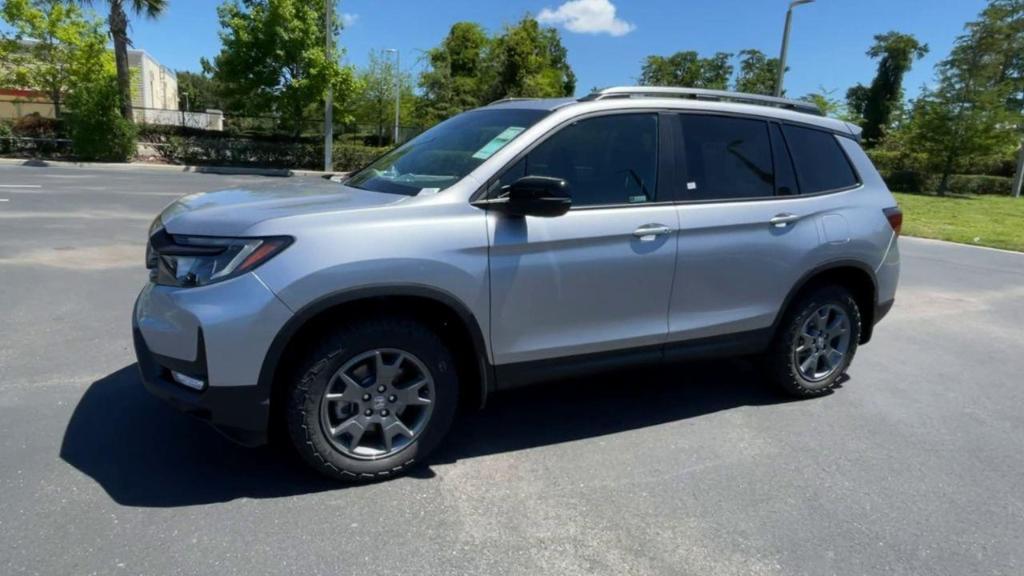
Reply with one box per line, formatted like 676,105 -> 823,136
773,260 -> 879,344
257,285 -> 494,441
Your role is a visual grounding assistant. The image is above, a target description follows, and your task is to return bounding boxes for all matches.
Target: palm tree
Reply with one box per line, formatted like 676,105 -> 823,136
86,0 -> 167,120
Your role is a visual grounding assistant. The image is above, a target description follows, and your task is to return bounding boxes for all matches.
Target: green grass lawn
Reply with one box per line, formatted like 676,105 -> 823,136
893,192 -> 1024,252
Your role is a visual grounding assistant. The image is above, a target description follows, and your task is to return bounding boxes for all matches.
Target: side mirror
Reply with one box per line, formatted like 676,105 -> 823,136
474,176 -> 572,218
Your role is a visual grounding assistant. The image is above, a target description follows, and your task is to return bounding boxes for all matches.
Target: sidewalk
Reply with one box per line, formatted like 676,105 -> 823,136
0,157 -> 335,177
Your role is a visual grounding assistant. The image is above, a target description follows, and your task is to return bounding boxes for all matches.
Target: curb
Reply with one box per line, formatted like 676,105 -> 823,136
902,235 -> 1024,256
0,157 -> 335,177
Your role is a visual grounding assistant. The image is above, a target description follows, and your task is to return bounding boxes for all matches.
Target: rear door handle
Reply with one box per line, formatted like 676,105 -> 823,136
633,223 -> 674,240
769,213 -> 802,228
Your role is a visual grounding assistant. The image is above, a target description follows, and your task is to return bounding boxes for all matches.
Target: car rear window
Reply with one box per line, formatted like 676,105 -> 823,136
781,125 -> 859,194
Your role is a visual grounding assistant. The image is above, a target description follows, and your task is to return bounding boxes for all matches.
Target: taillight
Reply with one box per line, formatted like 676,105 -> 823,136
883,206 -> 903,236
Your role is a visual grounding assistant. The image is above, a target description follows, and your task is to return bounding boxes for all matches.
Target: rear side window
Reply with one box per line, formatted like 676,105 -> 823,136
781,125 -> 858,194
679,115 -> 774,201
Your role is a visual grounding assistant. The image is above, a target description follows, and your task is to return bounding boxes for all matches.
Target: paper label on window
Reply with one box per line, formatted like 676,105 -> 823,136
686,181 -> 698,190
471,127 -> 525,160
419,187 -> 441,196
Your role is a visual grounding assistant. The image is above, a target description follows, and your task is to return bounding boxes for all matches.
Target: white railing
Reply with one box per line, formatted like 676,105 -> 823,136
132,107 -> 224,131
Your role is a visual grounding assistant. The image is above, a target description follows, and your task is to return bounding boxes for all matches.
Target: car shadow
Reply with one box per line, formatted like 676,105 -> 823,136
61,360 -> 810,508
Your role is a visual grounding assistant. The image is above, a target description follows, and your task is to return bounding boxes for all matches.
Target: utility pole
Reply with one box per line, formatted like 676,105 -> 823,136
1013,142 -> 1023,198
774,0 -> 814,98
386,48 -> 400,145
323,0 -> 334,172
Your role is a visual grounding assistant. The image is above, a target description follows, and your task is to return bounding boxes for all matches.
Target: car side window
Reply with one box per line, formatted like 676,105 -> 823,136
679,115 -> 775,201
781,124 -> 859,194
495,114 -> 659,207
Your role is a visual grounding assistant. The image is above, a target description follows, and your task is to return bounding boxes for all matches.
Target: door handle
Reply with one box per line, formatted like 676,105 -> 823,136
633,224 -> 674,240
769,213 -> 802,228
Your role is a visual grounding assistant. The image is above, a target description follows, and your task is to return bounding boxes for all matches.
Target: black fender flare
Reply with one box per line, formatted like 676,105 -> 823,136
770,258 -> 879,343
256,284 -> 494,413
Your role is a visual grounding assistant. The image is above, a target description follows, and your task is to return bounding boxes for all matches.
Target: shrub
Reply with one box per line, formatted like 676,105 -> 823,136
157,135 -> 322,168
334,144 -> 388,172
66,74 -> 137,162
944,174 -> 1013,196
12,113 -> 62,138
881,170 -> 934,193
880,171 -> 1014,196
0,120 -> 12,154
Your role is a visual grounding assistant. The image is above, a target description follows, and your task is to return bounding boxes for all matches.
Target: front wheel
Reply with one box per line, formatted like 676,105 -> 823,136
766,285 -> 862,397
286,318 -> 459,481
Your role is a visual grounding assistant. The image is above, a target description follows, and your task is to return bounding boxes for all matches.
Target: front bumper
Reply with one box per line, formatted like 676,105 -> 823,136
132,274 -> 294,446
133,325 -> 268,445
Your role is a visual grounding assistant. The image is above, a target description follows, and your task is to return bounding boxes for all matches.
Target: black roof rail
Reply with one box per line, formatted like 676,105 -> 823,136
580,86 -> 824,116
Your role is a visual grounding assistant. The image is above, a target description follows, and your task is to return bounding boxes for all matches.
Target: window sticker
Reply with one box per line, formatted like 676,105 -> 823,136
471,127 -> 526,160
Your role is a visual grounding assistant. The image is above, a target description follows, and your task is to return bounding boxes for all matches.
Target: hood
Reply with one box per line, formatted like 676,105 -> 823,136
158,178 -> 413,236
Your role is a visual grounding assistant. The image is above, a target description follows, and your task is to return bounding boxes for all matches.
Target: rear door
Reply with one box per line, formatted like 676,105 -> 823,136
486,112 -> 680,366
666,114 -> 858,345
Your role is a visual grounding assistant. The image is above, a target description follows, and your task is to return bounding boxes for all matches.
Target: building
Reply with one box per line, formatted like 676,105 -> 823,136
2,46 -> 222,130
128,49 -> 178,111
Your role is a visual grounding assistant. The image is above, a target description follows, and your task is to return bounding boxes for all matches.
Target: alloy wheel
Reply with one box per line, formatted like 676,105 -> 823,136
792,304 -> 851,382
319,348 -> 435,459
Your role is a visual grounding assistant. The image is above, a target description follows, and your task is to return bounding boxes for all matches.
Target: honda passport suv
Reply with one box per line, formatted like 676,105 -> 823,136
134,87 -> 901,481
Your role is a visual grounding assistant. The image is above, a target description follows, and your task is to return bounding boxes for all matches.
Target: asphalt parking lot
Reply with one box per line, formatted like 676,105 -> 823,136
2,162 -> 1023,576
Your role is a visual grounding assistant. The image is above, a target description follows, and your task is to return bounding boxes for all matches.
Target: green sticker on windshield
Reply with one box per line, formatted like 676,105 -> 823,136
471,127 -> 525,160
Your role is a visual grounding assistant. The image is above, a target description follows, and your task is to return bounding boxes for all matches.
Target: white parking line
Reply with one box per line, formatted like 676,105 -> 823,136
0,198 -> 9,202
0,185 -> 41,188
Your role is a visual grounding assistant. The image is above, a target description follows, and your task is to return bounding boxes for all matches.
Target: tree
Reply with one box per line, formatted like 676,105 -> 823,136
418,17 -> 575,124
175,69 -> 223,111
0,0 -> 108,117
734,49 -> 781,95
845,84 -> 870,120
908,14 -> 1018,195
206,0 -> 357,135
852,32 -> 929,146
83,0 -> 167,121
968,0 -> 1023,196
488,16 -> 576,101
639,50 -> 732,89
66,58 -> 137,160
419,22 -> 490,124
801,88 -> 843,116
355,49 -> 415,144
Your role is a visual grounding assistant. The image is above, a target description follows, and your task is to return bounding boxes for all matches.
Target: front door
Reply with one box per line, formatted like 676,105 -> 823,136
486,112 -> 679,366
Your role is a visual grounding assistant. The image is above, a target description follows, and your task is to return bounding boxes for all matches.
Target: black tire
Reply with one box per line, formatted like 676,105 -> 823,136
286,317 -> 459,482
766,285 -> 862,398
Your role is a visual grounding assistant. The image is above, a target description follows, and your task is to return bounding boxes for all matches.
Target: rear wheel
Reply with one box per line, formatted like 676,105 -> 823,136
286,318 -> 458,481
767,285 -> 861,397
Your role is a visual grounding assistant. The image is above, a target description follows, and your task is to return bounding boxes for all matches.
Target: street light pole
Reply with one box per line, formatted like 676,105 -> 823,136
386,48 -> 400,145
774,0 -> 814,98
324,0 -> 334,172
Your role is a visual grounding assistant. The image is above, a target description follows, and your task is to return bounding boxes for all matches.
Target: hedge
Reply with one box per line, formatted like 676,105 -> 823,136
154,135 -> 388,172
879,170 -> 1014,196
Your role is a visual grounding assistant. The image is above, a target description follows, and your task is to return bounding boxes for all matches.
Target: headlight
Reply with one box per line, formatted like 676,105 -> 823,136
147,230 -> 292,287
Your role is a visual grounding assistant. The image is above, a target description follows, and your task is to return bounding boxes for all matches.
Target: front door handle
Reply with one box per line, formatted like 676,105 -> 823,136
769,213 -> 802,228
633,223 -> 674,240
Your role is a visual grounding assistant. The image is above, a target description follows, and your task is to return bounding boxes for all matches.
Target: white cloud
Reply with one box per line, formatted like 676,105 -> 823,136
538,0 -> 635,37
341,13 -> 359,27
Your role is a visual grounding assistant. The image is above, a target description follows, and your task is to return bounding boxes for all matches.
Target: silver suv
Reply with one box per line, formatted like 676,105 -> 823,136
134,87 -> 901,481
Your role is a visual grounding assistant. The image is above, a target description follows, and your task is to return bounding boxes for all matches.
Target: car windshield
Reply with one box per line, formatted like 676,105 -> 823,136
345,108 -> 550,195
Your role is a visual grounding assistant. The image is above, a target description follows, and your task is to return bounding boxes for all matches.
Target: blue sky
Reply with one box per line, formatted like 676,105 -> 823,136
46,0 -> 995,100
